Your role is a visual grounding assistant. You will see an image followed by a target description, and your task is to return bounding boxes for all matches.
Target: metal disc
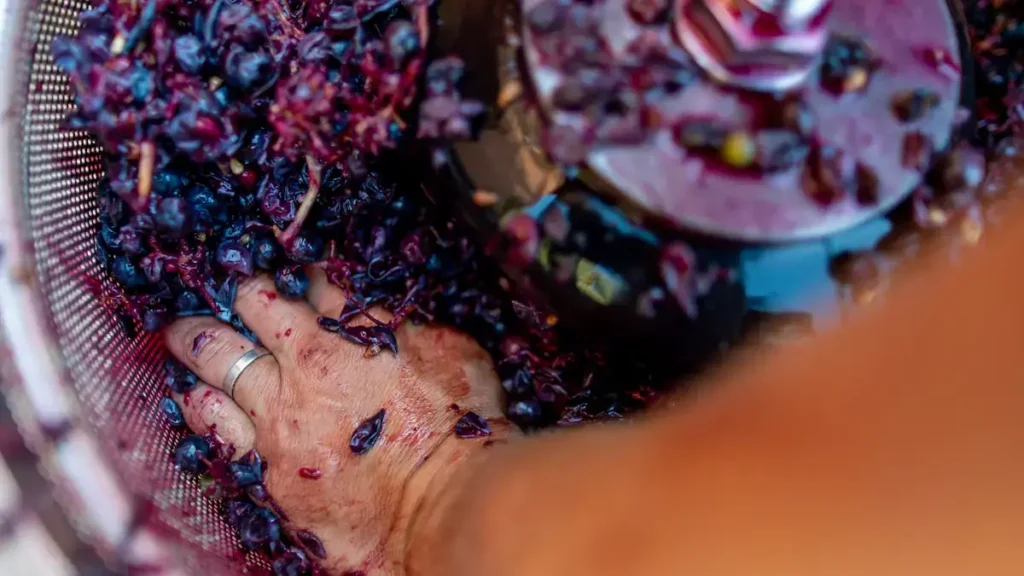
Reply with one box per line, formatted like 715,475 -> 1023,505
520,0 -> 965,242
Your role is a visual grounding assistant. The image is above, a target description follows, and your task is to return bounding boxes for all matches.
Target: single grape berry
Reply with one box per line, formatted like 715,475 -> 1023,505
385,20 -> 420,67
172,34 -> 205,74
155,197 -> 192,237
142,306 -> 169,332
508,399 -> 543,427
226,499 -> 256,528
501,370 -> 532,396
140,253 -> 165,283
229,458 -> 263,488
272,549 -> 312,576
111,255 -> 147,288
286,233 -> 325,264
274,265 -> 310,299
253,235 -> 280,270
174,435 -> 212,475
239,508 -> 281,549
158,397 -> 185,428
99,222 -> 121,251
164,359 -> 198,394
216,240 -> 255,276
176,291 -> 205,315
117,225 -> 145,256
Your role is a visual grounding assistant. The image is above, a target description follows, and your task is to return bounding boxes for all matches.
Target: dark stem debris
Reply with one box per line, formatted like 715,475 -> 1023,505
319,317 -> 398,356
350,409 -> 386,455
454,411 -> 491,439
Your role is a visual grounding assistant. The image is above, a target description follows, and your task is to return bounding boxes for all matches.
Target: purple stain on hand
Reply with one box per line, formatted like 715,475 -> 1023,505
349,409 -> 385,455
454,411 -> 491,439
191,329 -> 215,357
297,467 -> 322,480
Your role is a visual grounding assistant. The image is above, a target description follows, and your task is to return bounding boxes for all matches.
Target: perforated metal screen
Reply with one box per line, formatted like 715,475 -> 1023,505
8,0 -> 268,572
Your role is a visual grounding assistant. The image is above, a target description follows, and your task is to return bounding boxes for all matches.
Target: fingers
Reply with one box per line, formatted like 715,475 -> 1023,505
165,315 -> 279,414
166,316 -> 259,387
234,275 -> 321,355
174,384 -> 256,459
307,267 -> 347,319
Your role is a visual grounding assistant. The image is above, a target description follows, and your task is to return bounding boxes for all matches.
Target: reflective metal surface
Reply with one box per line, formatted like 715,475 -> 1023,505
431,0 -> 972,362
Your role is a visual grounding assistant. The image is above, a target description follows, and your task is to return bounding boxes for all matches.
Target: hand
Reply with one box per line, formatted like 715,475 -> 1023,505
164,269 -> 516,574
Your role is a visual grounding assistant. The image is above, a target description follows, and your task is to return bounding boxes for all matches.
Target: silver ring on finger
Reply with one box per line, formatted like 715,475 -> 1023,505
223,347 -> 273,401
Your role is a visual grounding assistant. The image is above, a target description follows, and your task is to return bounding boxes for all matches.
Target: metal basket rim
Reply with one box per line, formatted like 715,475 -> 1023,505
0,0 -> 191,572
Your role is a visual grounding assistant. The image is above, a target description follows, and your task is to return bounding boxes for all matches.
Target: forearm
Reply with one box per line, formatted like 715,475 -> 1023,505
410,214 -> 1024,576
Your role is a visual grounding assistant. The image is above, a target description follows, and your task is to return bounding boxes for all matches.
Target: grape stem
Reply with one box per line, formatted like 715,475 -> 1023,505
277,154 -> 322,249
354,105 -> 398,138
343,293 -> 390,328
137,140 -> 155,207
265,0 -> 303,40
415,3 -> 429,45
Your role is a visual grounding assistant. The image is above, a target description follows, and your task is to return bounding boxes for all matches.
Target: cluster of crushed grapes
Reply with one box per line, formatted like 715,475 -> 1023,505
159,403 -> 329,574
966,0 -> 1024,149
53,0 -> 663,571
524,0 -> 697,164
49,0 -> 1024,570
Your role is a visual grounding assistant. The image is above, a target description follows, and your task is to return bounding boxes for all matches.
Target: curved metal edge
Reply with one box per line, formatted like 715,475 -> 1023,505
0,1 -> 187,573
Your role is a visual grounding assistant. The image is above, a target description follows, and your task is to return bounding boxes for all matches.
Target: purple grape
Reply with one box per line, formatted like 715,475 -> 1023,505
226,499 -> 257,528
99,222 -> 121,251
117,225 -> 146,256
239,508 -> 281,549
253,235 -> 281,270
285,233 -> 325,264
246,483 -> 270,504
501,369 -> 533,397
224,46 -> 274,90
173,34 -> 205,74
142,306 -> 169,332
508,399 -> 543,427
186,184 -> 218,226
158,397 -> 185,428
274,265 -> 309,300
111,255 -> 147,289
272,549 -> 312,576
319,319 -> 399,355
385,20 -> 421,67
174,435 -> 211,475
140,253 -> 165,284
175,291 -> 206,315
228,450 -> 264,488
216,240 -> 255,276
164,359 -> 198,394
155,197 -> 192,237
